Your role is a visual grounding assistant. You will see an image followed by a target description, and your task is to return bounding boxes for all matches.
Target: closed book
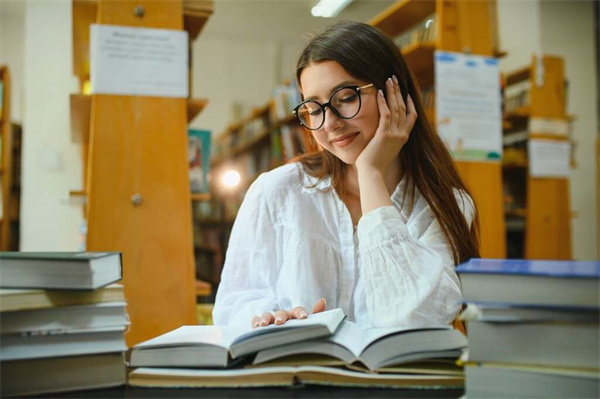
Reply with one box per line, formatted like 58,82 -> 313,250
461,301 -> 600,322
130,308 -> 345,368
466,321 -> 599,369
465,363 -> 600,398
0,252 -> 123,290
456,259 -> 600,307
0,283 -> 125,312
252,321 -> 467,371
1,326 -> 128,361
129,365 -> 463,389
0,352 -> 126,397
1,302 -> 129,334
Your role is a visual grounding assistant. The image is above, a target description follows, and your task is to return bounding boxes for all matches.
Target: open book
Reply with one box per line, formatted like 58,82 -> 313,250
129,365 -> 464,389
252,320 -> 467,371
130,308 -> 345,368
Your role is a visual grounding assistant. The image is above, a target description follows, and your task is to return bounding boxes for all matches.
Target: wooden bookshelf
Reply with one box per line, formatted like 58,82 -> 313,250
0,66 -> 20,251
503,55 -> 572,260
370,0 -> 507,258
71,0 -> 214,346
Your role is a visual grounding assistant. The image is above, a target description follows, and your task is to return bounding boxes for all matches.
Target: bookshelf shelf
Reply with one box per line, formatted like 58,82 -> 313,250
70,95 -> 210,143
187,98 -> 209,123
191,193 -> 211,202
506,66 -> 531,86
401,41 -> 435,76
370,0 -> 436,38
195,279 -> 212,297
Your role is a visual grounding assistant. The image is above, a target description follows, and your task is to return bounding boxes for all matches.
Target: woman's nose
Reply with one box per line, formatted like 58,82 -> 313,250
322,106 -> 343,132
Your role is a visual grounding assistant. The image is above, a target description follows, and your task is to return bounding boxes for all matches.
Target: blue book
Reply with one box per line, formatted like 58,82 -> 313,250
456,259 -> 600,308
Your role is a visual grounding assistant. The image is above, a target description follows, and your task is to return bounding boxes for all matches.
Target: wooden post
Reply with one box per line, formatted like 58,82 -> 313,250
85,0 -> 196,346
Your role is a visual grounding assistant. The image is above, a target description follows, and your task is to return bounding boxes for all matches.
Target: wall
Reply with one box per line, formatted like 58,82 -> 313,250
20,0 -> 82,250
498,0 -> 598,260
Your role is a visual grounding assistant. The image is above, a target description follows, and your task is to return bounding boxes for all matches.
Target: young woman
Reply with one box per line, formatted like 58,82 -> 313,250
212,21 -> 479,329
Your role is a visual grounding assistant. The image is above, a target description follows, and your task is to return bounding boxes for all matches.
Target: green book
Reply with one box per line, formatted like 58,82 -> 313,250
0,252 -> 122,290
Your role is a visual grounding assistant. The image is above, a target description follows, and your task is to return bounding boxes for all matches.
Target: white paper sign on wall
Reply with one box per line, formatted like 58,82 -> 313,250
90,24 -> 188,98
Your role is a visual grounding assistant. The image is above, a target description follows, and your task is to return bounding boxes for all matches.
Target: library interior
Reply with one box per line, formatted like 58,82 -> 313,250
0,0 -> 599,397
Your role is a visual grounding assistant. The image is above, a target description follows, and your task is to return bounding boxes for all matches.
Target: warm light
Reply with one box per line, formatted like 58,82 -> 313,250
222,170 -> 241,188
311,0 -> 352,18
82,80 -> 92,95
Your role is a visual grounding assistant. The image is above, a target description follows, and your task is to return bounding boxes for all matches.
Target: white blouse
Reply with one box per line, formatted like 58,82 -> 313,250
212,162 -> 475,328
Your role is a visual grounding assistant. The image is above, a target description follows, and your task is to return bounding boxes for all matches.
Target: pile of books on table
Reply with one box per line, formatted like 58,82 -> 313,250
457,259 -> 600,398
128,308 -> 468,389
0,252 -> 128,397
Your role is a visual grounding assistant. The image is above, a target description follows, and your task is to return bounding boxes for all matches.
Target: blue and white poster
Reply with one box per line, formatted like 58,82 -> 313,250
435,51 -> 502,161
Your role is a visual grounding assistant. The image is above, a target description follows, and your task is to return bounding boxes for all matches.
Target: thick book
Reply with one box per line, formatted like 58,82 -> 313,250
252,321 -> 467,371
456,259 -> 600,307
465,363 -> 600,398
0,352 -> 126,397
1,326 -> 128,361
0,252 -> 123,290
461,301 -> 600,322
128,365 -> 464,389
0,283 -> 125,312
1,302 -> 129,334
466,321 -> 600,369
130,308 -> 345,367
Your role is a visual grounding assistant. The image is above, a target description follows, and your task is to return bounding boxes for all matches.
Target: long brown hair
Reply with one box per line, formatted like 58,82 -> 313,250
294,21 -> 480,265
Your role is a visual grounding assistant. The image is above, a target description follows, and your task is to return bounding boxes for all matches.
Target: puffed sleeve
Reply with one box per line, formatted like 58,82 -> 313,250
212,174 -> 281,327
356,190 -> 475,328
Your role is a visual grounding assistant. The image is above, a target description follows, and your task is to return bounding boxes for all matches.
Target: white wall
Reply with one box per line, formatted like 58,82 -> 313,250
497,0 -> 598,260
20,0 -> 82,250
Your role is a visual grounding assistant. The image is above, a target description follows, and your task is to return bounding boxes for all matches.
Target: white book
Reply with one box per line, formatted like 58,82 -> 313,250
130,308 -> 345,367
0,252 -> 122,290
129,365 -> 464,389
0,352 -> 126,397
1,326 -> 128,361
253,321 -> 467,371
1,302 -> 129,334
0,284 -> 125,312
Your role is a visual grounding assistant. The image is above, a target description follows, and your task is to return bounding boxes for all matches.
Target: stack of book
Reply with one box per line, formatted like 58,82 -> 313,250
0,252 -> 129,397
457,259 -> 600,398
128,308 -> 468,389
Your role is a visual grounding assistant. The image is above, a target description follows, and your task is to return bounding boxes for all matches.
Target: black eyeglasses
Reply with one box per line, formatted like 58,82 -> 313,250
293,84 -> 374,130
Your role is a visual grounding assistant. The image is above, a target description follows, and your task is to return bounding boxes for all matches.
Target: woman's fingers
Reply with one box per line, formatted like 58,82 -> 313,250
376,89 -> 391,132
392,75 -> 406,118
253,301 -> 326,328
273,309 -> 289,325
288,307 -> 309,320
312,298 -> 327,314
259,312 -> 274,327
406,94 -> 418,127
386,78 -> 399,127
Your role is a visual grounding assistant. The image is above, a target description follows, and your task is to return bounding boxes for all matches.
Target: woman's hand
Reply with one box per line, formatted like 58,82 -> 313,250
355,75 -> 417,174
251,298 -> 327,328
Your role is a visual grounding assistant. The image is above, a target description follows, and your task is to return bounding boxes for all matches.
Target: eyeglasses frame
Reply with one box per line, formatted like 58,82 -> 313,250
293,83 -> 375,130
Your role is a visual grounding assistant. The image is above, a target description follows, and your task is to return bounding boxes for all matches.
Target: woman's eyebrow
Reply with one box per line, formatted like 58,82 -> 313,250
303,80 -> 359,101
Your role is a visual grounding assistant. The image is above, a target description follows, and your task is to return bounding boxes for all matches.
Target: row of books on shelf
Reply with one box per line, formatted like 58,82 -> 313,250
393,15 -> 437,50
457,259 -> 600,398
272,81 -> 301,121
0,252 -> 127,397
